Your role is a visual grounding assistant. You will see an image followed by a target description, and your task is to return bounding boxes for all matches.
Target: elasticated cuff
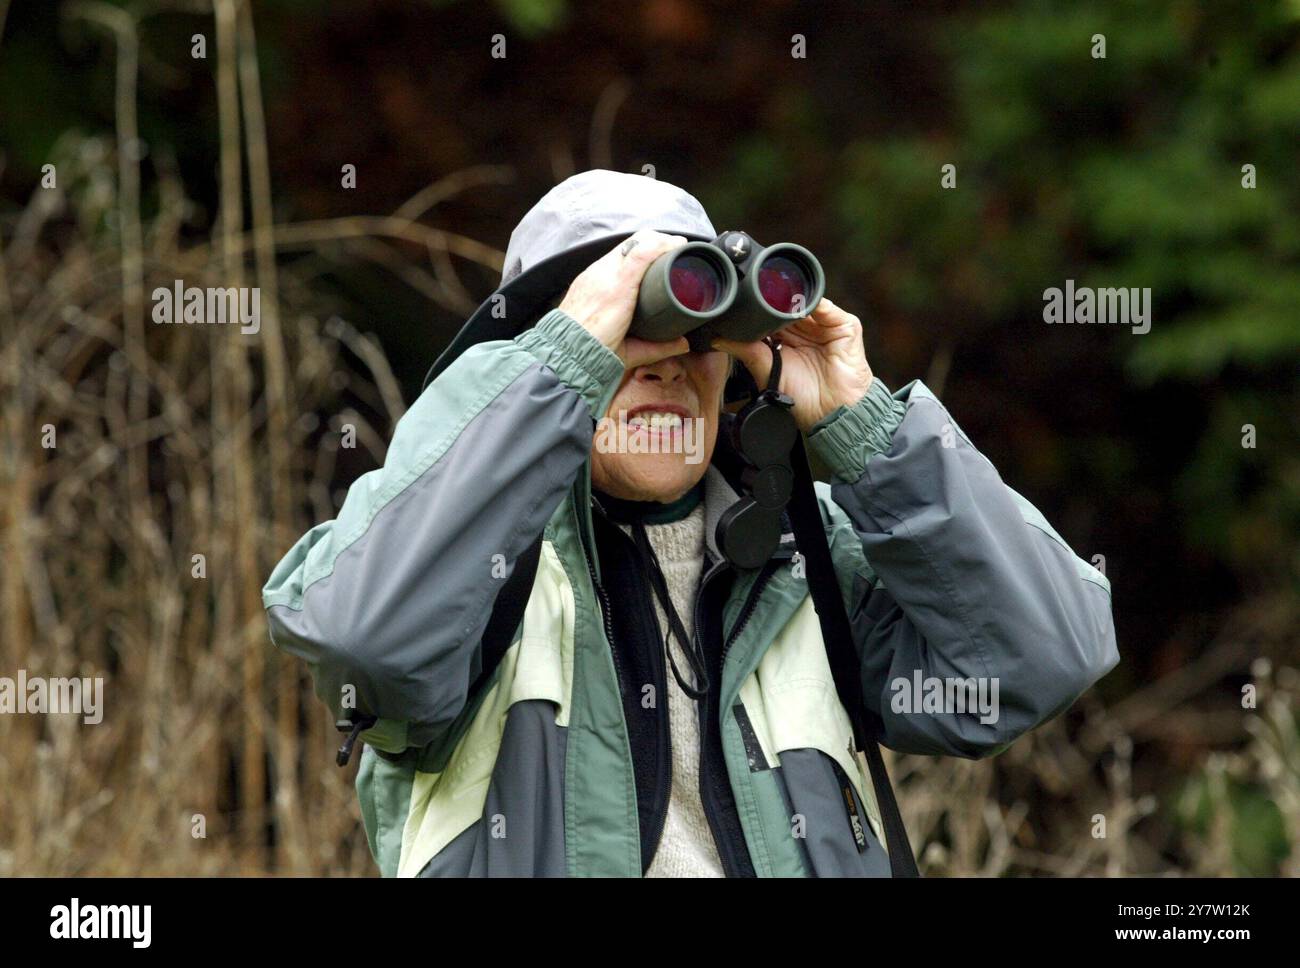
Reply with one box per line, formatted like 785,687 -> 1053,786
806,377 -> 906,483
359,717 -> 410,755
515,309 -> 625,418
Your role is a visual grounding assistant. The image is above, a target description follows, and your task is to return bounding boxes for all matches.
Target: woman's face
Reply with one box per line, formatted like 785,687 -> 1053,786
590,349 -> 731,502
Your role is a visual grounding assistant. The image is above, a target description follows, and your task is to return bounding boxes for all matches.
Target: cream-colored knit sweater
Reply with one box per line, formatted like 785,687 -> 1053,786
620,504 -> 726,878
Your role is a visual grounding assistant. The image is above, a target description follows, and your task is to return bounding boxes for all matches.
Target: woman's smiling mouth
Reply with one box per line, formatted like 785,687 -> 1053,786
622,403 -> 693,438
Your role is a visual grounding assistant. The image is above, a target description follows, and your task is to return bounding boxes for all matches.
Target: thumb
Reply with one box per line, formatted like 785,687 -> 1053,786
711,338 -> 773,386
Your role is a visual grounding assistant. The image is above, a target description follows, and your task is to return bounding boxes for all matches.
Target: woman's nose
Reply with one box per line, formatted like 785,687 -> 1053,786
635,356 -> 686,382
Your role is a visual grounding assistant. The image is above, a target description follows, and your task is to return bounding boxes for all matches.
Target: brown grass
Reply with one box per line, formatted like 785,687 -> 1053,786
0,0 -> 503,875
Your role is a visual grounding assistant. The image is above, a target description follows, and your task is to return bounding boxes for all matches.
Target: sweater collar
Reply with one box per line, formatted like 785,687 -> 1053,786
593,479 -> 705,526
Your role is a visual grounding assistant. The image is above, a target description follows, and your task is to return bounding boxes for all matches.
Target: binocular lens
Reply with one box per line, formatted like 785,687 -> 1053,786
756,256 -> 810,315
669,255 -> 724,313
629,234 -> 822,345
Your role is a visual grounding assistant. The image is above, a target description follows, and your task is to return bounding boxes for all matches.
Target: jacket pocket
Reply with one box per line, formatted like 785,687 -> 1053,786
775,746 -> 891,877
734,587 -> 889,875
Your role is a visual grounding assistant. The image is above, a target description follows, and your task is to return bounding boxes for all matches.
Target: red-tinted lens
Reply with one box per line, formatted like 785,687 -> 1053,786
757,256 -> 809,314
669,255 -> 722,312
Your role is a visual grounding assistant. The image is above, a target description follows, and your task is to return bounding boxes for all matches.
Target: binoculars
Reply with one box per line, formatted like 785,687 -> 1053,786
632,231 -> 825,348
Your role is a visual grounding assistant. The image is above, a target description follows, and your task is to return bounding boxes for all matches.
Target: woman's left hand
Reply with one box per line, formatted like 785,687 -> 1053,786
712,297 -> 874,432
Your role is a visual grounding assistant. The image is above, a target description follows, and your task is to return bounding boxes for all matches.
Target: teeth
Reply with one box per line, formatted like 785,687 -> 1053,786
628,411 -> 683,430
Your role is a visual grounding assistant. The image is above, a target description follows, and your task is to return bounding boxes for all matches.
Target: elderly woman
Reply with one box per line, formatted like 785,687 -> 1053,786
263,170 -> 1117,878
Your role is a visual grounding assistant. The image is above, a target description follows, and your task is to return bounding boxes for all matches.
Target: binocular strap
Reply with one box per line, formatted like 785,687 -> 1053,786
784,432 -> 921,878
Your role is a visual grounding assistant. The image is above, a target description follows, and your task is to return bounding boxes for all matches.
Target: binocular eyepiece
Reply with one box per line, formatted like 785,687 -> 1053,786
632,231 -> 825,348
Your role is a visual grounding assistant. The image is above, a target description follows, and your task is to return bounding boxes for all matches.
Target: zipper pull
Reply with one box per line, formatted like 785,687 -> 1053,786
838,742 -> 869,853
336,713 -> 378,767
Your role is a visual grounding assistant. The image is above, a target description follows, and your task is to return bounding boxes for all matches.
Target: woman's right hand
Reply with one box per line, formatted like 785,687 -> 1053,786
558,230 -> 692,369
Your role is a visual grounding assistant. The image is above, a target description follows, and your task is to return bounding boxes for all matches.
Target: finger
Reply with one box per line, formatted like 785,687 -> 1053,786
616,231 -> 688,281
810,295 -> 857,327
607,228 -> 659,258
711,337 -> 773,386
590,230 -> 659,274
635,229 -> 690,253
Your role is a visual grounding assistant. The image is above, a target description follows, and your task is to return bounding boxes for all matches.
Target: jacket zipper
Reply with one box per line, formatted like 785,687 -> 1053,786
588,494 -> 780,876
622,518 -> 673,862
693,559 -> 779,876
586,496 -> 672,869
830,757 -> 870,853
584,539 -> 624,694
722,563 -> 778,659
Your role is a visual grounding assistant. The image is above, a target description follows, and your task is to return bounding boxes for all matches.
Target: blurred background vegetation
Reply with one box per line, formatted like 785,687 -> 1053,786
0,0 -> 1296,875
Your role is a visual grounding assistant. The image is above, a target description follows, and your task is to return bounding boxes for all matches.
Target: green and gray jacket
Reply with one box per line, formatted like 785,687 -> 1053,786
262,308 -> 1118,877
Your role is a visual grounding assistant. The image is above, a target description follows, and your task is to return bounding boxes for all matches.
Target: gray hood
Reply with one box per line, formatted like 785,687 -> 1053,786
501,169 -> 716,282
424,170 -> 717,387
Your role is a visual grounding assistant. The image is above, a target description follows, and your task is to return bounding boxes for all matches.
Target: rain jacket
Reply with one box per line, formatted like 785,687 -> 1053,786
262,305 -> 1119,877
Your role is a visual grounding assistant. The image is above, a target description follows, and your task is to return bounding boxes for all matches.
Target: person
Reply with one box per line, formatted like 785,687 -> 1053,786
262,169 -> 1118,877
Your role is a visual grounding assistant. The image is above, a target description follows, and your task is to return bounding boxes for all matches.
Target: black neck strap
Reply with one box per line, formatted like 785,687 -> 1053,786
736,341 -> 920,877
630,519 -> 711,701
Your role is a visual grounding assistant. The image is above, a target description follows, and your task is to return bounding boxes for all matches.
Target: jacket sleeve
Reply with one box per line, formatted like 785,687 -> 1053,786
806,377 -> 1118,758
261,309 -> 622,753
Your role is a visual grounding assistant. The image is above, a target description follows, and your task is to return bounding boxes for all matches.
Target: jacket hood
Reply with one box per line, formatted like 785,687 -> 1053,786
502,169 -> 716,283
424,170 -> 717,388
